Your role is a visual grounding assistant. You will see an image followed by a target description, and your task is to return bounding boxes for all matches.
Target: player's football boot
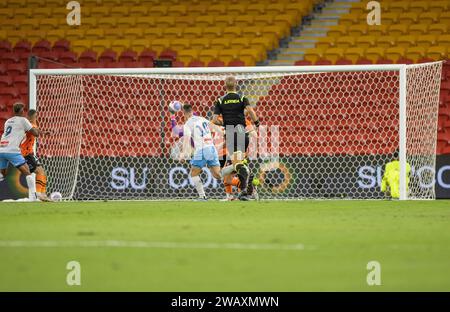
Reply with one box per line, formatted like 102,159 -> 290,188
195,196 -> 208,201
37,193 -> 53,202
238,192 -> 249,201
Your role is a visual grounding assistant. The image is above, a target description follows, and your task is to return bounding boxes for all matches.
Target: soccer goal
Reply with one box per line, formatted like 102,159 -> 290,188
29,62 -> 442,201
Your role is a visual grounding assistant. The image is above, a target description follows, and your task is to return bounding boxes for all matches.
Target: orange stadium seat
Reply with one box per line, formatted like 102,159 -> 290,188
72,40 -> 92,54
90,7 -> 110,17
208,4 -> 226,15
419,12 -> 440,24
130,39 -> 150,52
81,17 -> 98,28
143,28 -> 163,39
397,35 -> 417,48
347,25 -> 367,37
324,47 -> 345,63
178,49 -> 199,64
242,26 -> 262,38
246,3 -> 266,15
198,49 -> 219,63
408,24 -> 428,36
381,12 -> 399,25
385,1 -> 410,13
123,28 -> 143,40
117,17 -> 136,29
111,39 -> 131,53
231,37 -> 251,50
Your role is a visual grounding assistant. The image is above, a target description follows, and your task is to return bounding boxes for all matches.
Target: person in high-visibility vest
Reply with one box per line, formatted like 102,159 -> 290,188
381,158 -> 411,199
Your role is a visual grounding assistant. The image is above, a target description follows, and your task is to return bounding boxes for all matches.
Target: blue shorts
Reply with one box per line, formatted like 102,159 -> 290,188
190,146 -> 220,169
0,152 -> 27,169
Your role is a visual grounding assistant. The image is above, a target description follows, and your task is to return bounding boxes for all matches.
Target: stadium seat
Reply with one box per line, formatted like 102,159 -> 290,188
409,1 -> 429,13
0,40 -> 11,53
223,27 -> 242,38
171,38 -> 191,51
129,6 -> 148,16
408,24 -> 428,36
252,37 -> 276,51
97,17 -> 117,28
168,5 -> 187,16
111,6 -> 129,18
183,27 -> 202,39
157,16 -> 175,28
123,28 -> 143,40
367,25 -> 389,37
46,29 -> 65,43
242,26 -> 262,38
230,38 -> 251,50
219,50 -> 239,64
136,17 -> 156,28
14,40 -> 32,53
419,12 -> 440,24
228,60 -> 245,67
235,15 -> 254,27
52,39 -> 70,53
355,36 -> 375,49
254,14 -> 274,27
163,28 -> 182,39
195,16 -> 214,28
405,47 -> 427,62
347,25 -> 367,37
327,25 -> 347,37
0,76 -> 13,88
59,51 -> 78,65
416,35 -> 436,48
143,28 -> 163,40
203,27 -> 223,39
227,4 -> 247,15
188,60 -> 205,67
323,48 -> 345,63
208,4 -> 227,15
1,52 -> 19,64
335,59 -> 352,65
315,59 -> 332,65
138,49 -> 157,63
159,49 -> 177,61
111,39 -> 131,53
98,50 -> 117,63
385,47 -> 406,63
365,47 -> 385,62
396,36 -> 416,48
336,36 -> 355,49
150,38 -> 171,53
189,4 -> 207,16
381,12 -> 399,25
429,24 -> 448,35
199,49 -> 219,63
189,38 -> 209,50
375,37 -> 395,49
304,48 -> 325,63
210,38 -> 230,50
149,5 -> 168,16
85,29 -> 105,41
79,50 -> 97,63
12,75 -> 27,88
316,37 -> 335,50
172,60 -> 185,67
385,1 -> 410,13
66,29 -> 85,41
208,60 -> 225,67
131,39 -> 151,52
388,24 -> 408,37
246,3 -> 265,15
398,12 -> 419,25
92,39 -> 112,53
178,49 -> 199,64
90,7 -> 110,17
427,47 -> 448,61
118,50 -> 138,63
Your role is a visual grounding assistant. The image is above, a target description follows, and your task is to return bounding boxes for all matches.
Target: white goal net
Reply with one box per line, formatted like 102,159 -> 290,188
30,63 -> 442,200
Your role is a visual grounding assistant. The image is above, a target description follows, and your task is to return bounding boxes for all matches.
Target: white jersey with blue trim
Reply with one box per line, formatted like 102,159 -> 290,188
0,116 -> 32,153
183,116 -> 214,153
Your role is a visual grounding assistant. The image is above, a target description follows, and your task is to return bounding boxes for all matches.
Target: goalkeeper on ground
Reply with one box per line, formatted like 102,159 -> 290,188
381,154 -> 411,199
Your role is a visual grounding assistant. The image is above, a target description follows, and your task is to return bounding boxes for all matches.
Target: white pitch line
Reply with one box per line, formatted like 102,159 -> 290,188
0,240 -> 307,251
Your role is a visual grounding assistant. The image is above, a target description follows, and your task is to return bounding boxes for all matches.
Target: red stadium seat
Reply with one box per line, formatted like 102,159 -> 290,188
0,63 -> 6,76
32,40 -> 52,53
52,39 -> 70,53
98,50 -> 117,63
228,60 -> 245,66
14,40 -> 32,53
37,51 -> 59,62
376,58 -> 394,64
208,60 -> 225,67
79,50 -> 98,63
1,52 -> 19,64
0,40 -> 12,53
315,59 -> 332,65
0,76 -> 13,87
118,50 -> 138,62
172,60 -> 185,67
138,49 -> 157,63
159,49 -> 177,61
356,58 -> 372,64
59,51 -> 78,65
335,59 -> 353,65
12,75 -> 27,88
188,60 -> 205,67
6,63 -> 26,76
396,57 -> 414,64
294,60 -> 312,66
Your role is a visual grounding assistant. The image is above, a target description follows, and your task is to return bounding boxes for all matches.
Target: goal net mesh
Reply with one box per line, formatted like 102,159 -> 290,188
34,62 -> 442,200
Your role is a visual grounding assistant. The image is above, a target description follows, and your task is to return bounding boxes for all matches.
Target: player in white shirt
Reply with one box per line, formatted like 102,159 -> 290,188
0,103 -> 40,201
179,104 -> 221,200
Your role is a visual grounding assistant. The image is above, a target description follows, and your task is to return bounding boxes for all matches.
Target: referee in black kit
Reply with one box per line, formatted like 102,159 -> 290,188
212,76 -> 260,201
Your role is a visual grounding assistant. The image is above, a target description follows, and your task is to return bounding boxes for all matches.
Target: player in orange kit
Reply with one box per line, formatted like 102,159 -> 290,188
20,109 -> 51,201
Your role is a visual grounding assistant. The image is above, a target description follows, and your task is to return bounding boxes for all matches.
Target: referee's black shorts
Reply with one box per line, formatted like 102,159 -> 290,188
225,124 -> 249,157
24,154 -> 41,173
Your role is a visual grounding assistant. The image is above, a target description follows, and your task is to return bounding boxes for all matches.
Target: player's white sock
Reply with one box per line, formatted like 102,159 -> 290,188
192,175 -> 205,198
0,172 -> 4,182
221,164 -> 234,176
25,175 -> 37,201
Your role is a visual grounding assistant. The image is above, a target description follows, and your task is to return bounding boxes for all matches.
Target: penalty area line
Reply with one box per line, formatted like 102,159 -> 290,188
0,240 -> 310,251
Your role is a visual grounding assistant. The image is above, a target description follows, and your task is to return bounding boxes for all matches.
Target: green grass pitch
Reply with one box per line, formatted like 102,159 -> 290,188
0,200 -> 449,291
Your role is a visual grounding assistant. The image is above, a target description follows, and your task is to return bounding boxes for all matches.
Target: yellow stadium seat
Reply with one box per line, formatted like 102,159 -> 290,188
163,27 -> 183,39
242,26 -> 262,38
178,49 -> 199,63
111,6 -> 129,17
223,26 -> 242,38
316,37 -> 335,50
388,24 -> 408,37
123,28 -> 144,40
285,1 -> 311,17
347,24 -> 367,37
117,17 -> 136,28
439,12 -> 450,25
408,24 -> 428,36
324,47 -> 344,63
416,35 -> 436,48
190,38 -> 210,50
131,39 -> 150,52
20,18 -> 38,30
46,29 -> 65,42
149,5 -> 168,16
409,1 -> 429,13
203,27 -> 223,39
339,13 -> 358,26
419,12 -> 440,24
50,7 -> 67,19
381,12 -> 399,25
97,17 -> 117,28
6,0 -> 24,8
90,7 -> 110,17
143,27 -> 163,39
0,29 -> 6,40
168,5 -> 187,16
254,14 -> 274,26
336,36 -> 355,49
150,38 -> 171,53
210,38 -> 230,50
14,8 -> 32,20
27,30 -> 45,43
246,4 -> 265,15
129,6 -> 149,16
214,15 -> 232,28
355,36 -> 376,49
405,46 -> 426,62
208,4 -> 226,15
266,3 -> 285,15
349,2 -> 366,15
235,15 -> 254,27
228,4 -> 247,15
367,25 -> 389,36
92,39 -> 112,53
72,40 -> 92,54
376,36 -> 396,48
171,38 -> 191,50
5,30 -> 24,43
190,4 -> 207,16
274,14 -> 296,28
398,12 -> 419,25
105,28 -> 123,40
136,17 -> 156,28
239,49 -> 260,65
327,25 -> 347,37
195,16 -> 215,28
157,16 -> 175,28
85,29 -> 104,41
437,34 -> 450,47
27,0 -> 42,6
39,18 -> 59,30
111,39 -> 131,53
365,47 -> 385,62
262,25 -> 287,40
199,49 -> 219,63
344,47 -> 365,63
231,37 -> 251,50
385,1 -> 410,13
304,48 -> 325,63
385,47 -> 406,62
176,16 -> 195,28
81,17 -> 98,28
183,27 -> 203,39
396,35 -> 417,48
427,46 -> 448,61
428,24 -> 448,35
219,49 -> 239,64
66,29 -> 85,41
251,36 -> 274,51
429,1 -> 449,12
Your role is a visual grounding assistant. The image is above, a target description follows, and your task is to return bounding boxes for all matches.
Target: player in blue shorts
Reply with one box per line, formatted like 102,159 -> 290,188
179,104 -> 221,200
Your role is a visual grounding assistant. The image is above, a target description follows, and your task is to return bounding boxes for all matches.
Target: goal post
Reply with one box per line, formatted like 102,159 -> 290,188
29,63 -> 442,200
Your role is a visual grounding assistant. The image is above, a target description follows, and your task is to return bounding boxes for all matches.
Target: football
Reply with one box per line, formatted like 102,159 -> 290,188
168,100 -> 182,113
50,192 -> 62,201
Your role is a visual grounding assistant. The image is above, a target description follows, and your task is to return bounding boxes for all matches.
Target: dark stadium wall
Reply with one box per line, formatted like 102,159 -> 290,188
1,155 -> 450,200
